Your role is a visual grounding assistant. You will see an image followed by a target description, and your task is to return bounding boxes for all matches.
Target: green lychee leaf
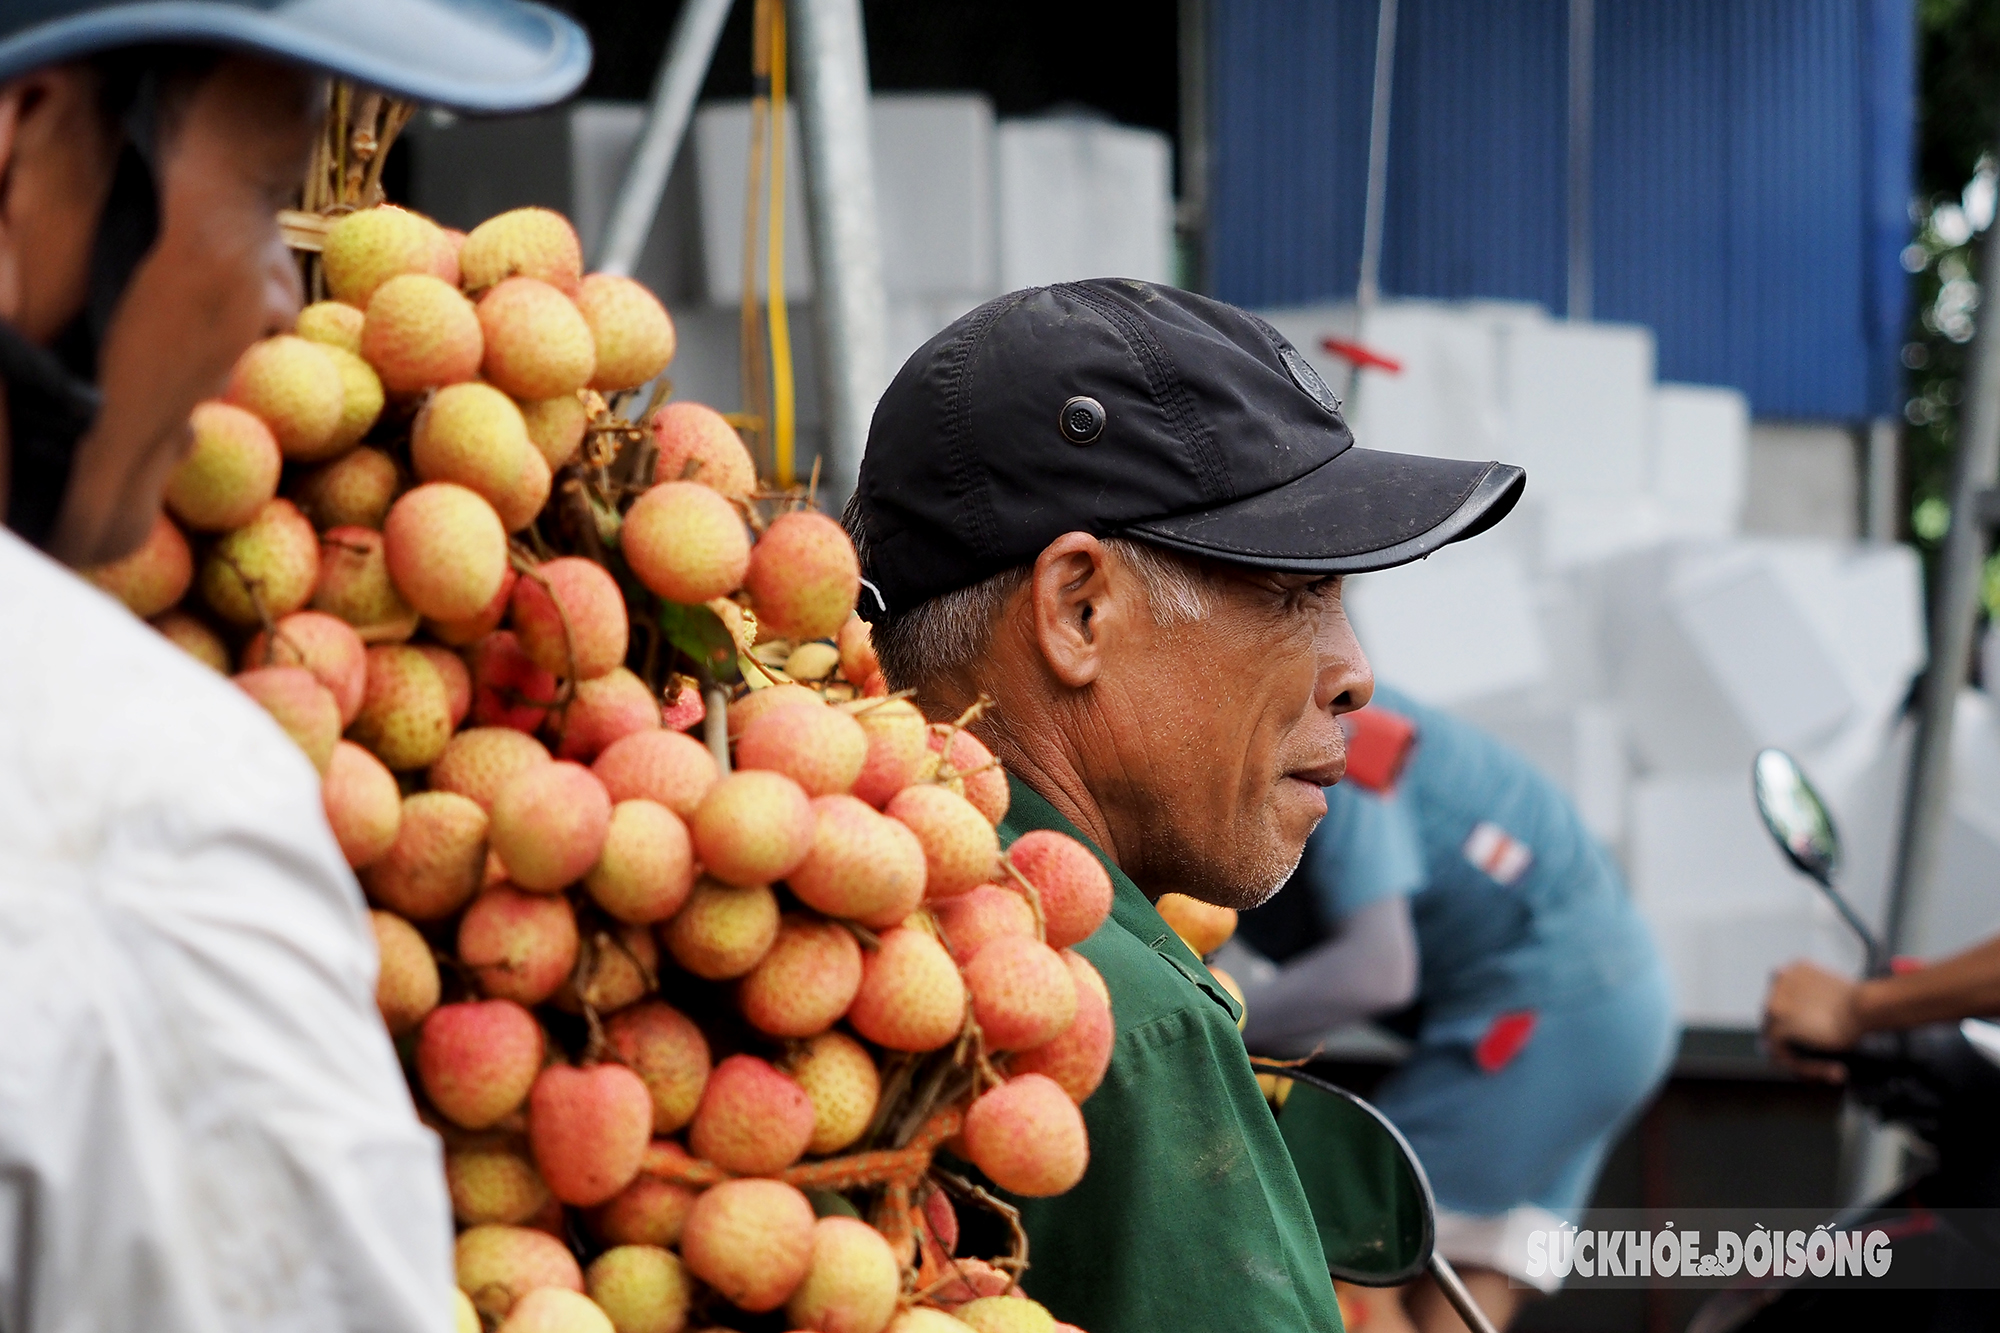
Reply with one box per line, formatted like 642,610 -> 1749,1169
658,600 -> 740,683
806,1189 -> 863,1220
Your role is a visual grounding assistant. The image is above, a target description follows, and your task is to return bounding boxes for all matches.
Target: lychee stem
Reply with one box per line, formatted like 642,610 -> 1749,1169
930,1167 -> 1032,1276
507,548 -> 582,721
846,687 -> 920,716
1000,859 -> 1050,944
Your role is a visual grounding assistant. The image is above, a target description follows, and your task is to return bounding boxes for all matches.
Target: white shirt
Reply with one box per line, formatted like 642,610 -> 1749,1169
0,527 -> 453,1333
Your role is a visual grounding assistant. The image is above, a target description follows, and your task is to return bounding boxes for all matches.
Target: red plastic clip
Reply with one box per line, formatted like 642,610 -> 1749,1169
1321,336 -> 1403,374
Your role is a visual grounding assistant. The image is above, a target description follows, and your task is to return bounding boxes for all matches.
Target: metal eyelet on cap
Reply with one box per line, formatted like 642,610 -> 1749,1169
1059,395 -> 1106,445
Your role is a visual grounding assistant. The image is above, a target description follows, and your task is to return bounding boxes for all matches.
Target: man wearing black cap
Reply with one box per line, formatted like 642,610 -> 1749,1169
0,3 -> 585,1328
846,279 -> 1524,1332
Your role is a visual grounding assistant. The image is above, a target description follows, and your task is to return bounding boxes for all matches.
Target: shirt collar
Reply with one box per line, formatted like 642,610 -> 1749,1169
1000,774 -> 1244,1024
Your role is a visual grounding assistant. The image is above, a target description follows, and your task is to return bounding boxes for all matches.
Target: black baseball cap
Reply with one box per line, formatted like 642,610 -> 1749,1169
0,0 -> 589,113
846,279 -> 1526,622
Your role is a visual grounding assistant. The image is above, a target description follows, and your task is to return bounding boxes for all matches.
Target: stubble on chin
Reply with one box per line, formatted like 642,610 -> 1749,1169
1142,813 -> 1308,912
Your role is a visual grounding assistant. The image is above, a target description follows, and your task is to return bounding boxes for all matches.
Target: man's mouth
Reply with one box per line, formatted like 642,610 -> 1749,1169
1281,774 -> 1331,818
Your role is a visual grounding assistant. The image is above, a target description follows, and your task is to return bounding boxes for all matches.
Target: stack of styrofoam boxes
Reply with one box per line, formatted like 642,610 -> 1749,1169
1611,541 -> 1925,1023
993,112 -> 1175,292
690,98 -> 1178,369
1256,298 -> 1935,1028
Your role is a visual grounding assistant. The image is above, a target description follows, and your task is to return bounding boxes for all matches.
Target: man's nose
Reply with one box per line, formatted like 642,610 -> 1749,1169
1316,612 -> 1374,716
261,234 -> 303,335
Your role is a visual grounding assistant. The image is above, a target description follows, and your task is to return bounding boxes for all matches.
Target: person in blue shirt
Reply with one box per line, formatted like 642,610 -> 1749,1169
1224,685 -> 1678,1332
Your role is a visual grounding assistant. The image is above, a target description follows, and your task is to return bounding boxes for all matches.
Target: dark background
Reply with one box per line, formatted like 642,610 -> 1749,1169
548,0 -> 1180,145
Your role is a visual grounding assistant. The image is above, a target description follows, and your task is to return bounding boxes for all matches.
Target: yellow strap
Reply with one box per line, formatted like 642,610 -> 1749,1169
766,0 -> 797,487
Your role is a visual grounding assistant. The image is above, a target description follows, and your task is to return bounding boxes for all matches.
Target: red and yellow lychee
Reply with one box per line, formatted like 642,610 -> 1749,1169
575,273 -> 675,391
85,512 -> 191,617
224,335 -> 343,459
620,481 -> 750,605
603,1002 -> 711,1134
846,926 -> 965,1052
360,789 -> 488,918
200,497 -> 319,624
363,273 -> 483,394
650,401 -> 755,498
383,482 -> 508,622
479,276 -> 596,400
746,511 -> 860,642
166,401 -> 281,531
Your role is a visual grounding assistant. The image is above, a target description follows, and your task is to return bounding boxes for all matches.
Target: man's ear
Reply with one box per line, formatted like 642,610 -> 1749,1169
1029,532 -> 1153,689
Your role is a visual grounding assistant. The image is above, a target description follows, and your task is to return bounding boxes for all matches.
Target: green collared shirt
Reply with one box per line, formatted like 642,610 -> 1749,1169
997,776 -> 1343,1333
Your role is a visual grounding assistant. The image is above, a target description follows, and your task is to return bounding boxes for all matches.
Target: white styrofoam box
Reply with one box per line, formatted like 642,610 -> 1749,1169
873,96 -> 997,299
1531,494 -> 1671,570
1652,383 -> 1749,540
1497,320 -> 1655,499
1670,551 -> 1858,752
1341,302 -> 1508,463
1607,540 -> 1924,776
1630,772 -> 1873,1026
694,102 -> 814,304
995,114 -> 1173,290
1759,542 -> 1925,726
568,102 -> 643,260
1345,536 -> 1549,709
694,94 -> 999,306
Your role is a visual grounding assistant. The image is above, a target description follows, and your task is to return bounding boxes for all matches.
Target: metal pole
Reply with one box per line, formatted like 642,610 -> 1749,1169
593,0 -> 735,277
789,0 -> 889,510
1355,0 -> 1398,313
1427,1253 -> 1501,1333
1865,417 -> 1901,542
1176,0 -> 1210,293
1886,148 -> 2000,954
1566,0 -> 1594,320
1347,0 -> 1398,404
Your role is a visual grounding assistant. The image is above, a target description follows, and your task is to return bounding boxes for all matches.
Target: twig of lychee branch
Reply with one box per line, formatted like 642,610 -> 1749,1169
1000,859 -> 1049,944
508,547 -> 583,715
578,996 -> 609,1066
846,687 -> 920,716
214,550 -> 293,663
876,1181 -> 916,1264
862,1053 -> 921,1145
931,1168 -> 1032,1276
739,649 -> 787,688
781,1108 -> 961,1191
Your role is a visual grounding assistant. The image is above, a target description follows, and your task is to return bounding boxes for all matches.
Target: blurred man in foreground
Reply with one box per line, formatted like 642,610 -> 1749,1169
846,279 -> 1525,1333
1228,686 -> 1677,1332
0,4 -> 586,1327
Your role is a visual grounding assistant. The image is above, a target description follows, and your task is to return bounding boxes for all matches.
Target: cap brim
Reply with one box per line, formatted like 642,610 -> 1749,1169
1122,447 -> 1526,575
0,0 -> 589,114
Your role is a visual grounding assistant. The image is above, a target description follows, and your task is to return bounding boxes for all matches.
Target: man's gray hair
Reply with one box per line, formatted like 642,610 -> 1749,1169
867,538 -> 1215,692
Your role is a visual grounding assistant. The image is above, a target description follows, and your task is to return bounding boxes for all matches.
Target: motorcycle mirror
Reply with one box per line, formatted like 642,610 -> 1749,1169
1752,748 -> 1840,886
1751,749 -> 1886,973
1255,1062 -> 1499,1333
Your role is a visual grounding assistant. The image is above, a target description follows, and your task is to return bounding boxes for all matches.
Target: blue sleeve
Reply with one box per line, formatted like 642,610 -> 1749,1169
1298,782 -> 1426,923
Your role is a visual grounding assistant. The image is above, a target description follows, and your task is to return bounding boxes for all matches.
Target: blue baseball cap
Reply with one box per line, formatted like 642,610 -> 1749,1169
0,0 -> 590,112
